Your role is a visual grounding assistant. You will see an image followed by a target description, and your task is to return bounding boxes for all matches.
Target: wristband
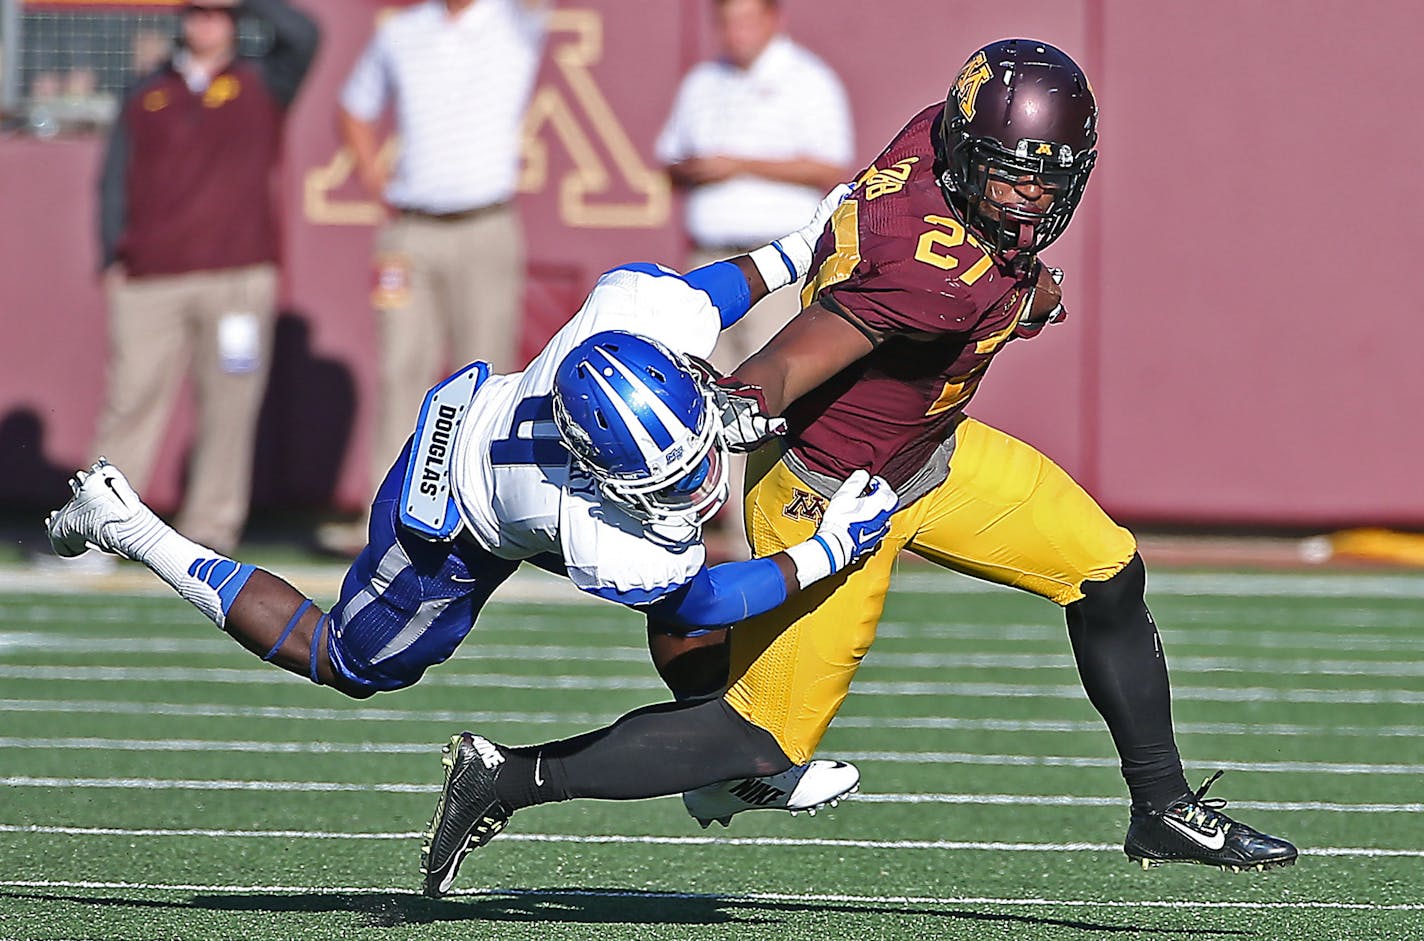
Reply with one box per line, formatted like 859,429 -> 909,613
783,535 -> 838,590
748,241 -> 800,293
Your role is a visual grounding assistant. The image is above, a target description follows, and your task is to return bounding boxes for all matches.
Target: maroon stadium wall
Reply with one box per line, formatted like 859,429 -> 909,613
3,0 -> 1419,527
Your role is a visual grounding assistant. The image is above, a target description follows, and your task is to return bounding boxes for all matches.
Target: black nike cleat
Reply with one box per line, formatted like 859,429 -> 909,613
420,732 -> 512,898
1124,772 -> 1299,872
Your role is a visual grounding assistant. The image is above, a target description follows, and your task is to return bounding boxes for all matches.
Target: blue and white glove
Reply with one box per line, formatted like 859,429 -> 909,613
783,469 -> 899,589
710,376 -> 786,453
748,182 -> 854,292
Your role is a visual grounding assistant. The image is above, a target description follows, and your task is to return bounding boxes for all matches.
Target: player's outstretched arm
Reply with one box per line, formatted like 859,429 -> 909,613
707,298 -> 878,454
680,183 -> 853,331
643,470 -> 897,630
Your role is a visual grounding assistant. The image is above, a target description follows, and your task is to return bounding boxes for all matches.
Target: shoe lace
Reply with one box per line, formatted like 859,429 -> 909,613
1179,770 -> 1230,829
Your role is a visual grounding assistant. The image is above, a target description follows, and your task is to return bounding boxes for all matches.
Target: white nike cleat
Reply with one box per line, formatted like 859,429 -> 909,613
683,759 -> 861,829
45,459 -> 150,560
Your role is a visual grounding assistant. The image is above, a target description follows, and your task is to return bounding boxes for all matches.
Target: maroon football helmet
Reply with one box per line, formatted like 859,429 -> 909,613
935,39 -> 1098,261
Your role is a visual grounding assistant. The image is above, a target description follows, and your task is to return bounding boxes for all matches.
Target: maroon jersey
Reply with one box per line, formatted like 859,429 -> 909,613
99,0 -> 318,277
112,61 -> 285,277
785,104 -> 1041,492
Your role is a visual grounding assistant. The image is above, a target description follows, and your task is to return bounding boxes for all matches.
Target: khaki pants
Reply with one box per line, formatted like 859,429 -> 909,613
688,246 -> 807,557
93,264 -> 278,553
371,206 -> 525,485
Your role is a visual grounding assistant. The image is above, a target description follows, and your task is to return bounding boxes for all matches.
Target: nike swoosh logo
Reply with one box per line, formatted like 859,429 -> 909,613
103,476 -> 129,508
533,752 -> 544,787
1163,815 -> 1227,851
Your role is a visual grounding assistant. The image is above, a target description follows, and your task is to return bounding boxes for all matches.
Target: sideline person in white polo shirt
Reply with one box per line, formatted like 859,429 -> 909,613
656,0 -> 852,555
338,0 -> 548,501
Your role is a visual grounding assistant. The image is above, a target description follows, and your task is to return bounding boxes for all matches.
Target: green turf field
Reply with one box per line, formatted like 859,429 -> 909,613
1,564 -> 1421,940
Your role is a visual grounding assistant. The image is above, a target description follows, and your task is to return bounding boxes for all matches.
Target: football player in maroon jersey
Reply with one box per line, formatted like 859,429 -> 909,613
416,39 -> 1296,889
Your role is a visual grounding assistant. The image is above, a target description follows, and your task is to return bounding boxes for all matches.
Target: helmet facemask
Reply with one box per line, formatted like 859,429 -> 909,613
940,120 -> 1096,264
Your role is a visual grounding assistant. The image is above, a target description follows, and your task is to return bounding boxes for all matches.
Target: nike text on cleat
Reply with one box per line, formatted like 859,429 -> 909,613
420,732 -> 513,898
45,459 -> 149,560
682,759 -> 860,828
1123,771 -> 1299,872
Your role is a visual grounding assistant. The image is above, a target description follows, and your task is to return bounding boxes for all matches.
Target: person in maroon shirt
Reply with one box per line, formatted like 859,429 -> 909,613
91,0 -> 317,554
405,40 -> 1296,891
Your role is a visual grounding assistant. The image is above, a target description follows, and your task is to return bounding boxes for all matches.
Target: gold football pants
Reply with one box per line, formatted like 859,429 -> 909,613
724,418 -> 1138,764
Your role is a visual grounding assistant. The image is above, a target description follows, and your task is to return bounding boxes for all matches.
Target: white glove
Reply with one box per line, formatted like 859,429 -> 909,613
783,469 -> 898,589
710,376 -> 786,453
748,182 -> 854,292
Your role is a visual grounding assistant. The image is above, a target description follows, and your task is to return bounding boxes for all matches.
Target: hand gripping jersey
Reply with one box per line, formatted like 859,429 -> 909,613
448,264 -> 723,604
787,104 -> 1044,503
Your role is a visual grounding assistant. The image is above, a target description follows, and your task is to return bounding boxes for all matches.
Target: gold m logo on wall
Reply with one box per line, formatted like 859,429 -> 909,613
303,8 -> 667,228
520,8 -> 668,227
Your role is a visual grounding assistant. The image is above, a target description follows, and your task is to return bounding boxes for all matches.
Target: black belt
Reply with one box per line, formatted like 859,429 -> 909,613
398,202 -> 509,223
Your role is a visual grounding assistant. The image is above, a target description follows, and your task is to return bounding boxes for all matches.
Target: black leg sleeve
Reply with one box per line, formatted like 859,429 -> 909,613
1065,553 -> 1191,812
493,697 -> 792,811
646,622 -> 731,701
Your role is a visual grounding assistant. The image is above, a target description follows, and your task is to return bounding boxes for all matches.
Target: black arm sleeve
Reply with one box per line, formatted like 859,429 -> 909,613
97,113 -> 131,270
244,0 -> 320,108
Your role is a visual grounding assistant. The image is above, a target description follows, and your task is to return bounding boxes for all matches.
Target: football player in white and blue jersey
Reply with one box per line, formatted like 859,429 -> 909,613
46,185 -> 897,848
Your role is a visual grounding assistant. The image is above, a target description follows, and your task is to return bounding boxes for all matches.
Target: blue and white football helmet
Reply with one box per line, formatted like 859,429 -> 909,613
552,331 -> 729,529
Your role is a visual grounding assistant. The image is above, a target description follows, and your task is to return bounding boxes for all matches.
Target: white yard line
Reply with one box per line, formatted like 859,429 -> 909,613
9,611 -> 1424,653
7,633 -> 1424,679
8,726 -> 1424,793
4,742 -> 1418,775
862,652 -> 1424,677
7,565 -> 1424,601
0,635 -> 649,662
7,736 -> 1424,779
0,697 -> 611,726
849,793 -> 1424,813
834,750 -> 1424,775
0,607 -> 633,634
2,664 -> 1419,706
7,784 -> 1423,815
876,622 -> 1424,653
0,566 -> 597,605
5,697 -> 1422,739
890,570 -> 1424,598
1,775 -> 437,793
832,715 -> 1424,737
0,827 -> 1418,860
1,880 -> 1422,911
